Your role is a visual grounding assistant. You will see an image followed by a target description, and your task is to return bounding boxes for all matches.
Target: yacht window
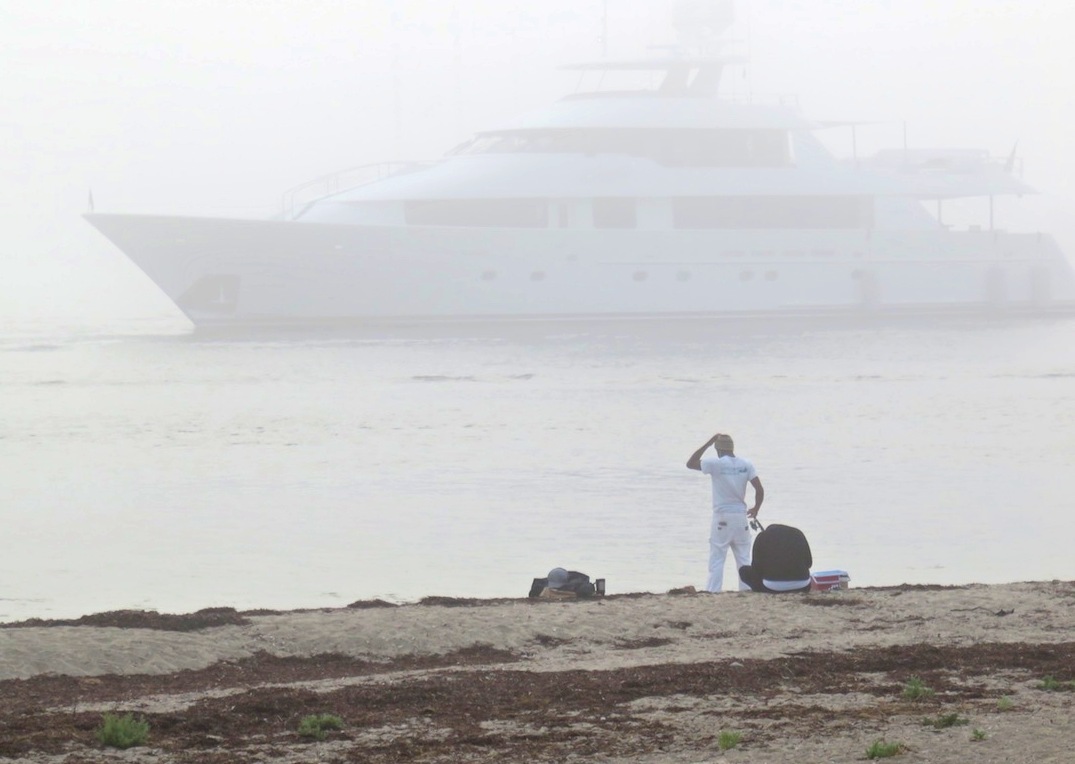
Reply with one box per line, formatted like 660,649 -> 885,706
662,129 -> 789,167
450,128 -> 791,167
405,199 -> 549,228
673,196 -> 871,229
593,198 -> 636,229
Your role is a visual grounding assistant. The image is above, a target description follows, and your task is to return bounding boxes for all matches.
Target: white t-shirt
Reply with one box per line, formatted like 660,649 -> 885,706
700,452 -> 757,513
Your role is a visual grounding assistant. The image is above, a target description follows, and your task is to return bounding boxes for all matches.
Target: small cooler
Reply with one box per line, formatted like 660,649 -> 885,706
810,570 -> 851,592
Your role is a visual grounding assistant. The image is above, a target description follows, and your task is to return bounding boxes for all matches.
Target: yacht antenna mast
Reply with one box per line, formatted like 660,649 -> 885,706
390,10 -> 402,157
601,0 -> 608,58
671,0 -> 736,57
745,0 -> 753,97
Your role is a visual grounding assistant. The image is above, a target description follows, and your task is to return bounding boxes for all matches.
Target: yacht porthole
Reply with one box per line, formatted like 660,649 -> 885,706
632,271 -> 648,282
481,270 -> 497,281
765,270 -> 778,281
739,270 -> 754,282
676,270 -> 691,282
530,271 -> 546,282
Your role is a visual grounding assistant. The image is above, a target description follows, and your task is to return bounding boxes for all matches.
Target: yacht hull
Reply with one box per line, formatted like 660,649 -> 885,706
86,213 -> 1075,327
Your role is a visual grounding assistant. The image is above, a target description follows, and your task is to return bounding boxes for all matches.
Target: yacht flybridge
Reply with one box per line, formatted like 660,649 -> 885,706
85,53 -> 1075,327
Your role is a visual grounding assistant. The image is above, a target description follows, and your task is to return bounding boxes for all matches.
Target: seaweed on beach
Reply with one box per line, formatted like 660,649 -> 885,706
347,598 -> 400,609
1,607 -> 250,632
5,641 -> 1075,761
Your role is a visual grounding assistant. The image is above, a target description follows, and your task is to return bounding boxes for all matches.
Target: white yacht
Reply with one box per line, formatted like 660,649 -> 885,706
85,50 -> 1075,327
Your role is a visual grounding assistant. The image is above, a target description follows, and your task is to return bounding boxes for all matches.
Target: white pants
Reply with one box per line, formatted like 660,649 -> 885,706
707,511 -> 752,592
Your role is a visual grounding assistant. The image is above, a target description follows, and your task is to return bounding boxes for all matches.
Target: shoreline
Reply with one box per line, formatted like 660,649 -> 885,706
0,580 -> 1008,632
3,580 -> 1075,762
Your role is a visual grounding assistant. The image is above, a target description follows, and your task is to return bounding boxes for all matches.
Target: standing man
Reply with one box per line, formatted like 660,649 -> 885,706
687,433 -> 764,592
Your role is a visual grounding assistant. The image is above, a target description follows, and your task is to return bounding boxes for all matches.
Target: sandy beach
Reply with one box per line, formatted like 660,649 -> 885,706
3,581 -> 1075,762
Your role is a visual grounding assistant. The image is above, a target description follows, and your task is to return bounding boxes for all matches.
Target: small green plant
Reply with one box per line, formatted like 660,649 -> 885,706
717,730 -> 742,750
922,712 -> 969,729
971,728 -> 987,741
96,713 -> 149,749
902,676 -> 935,701
298,713 -> 344,741
1039,675 -> 1061,691
1036,676 -> 1074,691
865,739 -> 905,759
997,696 -> 1015,711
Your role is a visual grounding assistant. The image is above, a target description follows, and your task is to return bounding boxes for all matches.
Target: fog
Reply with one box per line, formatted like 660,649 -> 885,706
2,0 -> 1074,330
5,1 -> 1075,618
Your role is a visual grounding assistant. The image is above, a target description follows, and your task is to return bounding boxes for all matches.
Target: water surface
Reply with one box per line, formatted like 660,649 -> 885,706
2,315 -> 1073,621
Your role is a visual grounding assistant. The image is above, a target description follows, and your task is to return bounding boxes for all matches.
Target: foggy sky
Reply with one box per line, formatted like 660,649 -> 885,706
2,0 -> 1074,330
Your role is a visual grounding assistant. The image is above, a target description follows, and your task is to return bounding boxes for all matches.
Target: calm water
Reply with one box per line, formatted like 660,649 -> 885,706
2,314 -> 1073,621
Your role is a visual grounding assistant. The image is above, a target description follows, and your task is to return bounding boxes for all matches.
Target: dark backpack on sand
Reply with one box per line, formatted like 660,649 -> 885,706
562,571 -> 597,596
528,570 -> 596,598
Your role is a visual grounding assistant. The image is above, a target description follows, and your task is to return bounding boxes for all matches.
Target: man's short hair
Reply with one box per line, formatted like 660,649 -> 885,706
714,433 -> 734,451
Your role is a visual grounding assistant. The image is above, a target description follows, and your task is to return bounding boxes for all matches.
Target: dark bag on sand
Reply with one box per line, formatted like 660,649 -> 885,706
528,570 -> 597,598
561,571 -> 597,597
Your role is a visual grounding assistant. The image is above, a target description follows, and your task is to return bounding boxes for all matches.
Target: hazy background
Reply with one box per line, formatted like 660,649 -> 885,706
3,1 -> 1075,618
2,0 -> 1074,333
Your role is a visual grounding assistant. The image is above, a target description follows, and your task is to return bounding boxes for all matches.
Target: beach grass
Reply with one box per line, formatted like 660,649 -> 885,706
717,730 -> 742,750
96,713 -> 149,749
866,739 -> 905,758
298,713 -> 345,741
922,712 -> 969,730
1037,675 -> 1075,692
902,676 -> 935,701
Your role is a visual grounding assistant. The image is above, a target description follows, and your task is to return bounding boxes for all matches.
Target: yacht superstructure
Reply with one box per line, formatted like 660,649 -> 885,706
85,51 -> 1075,327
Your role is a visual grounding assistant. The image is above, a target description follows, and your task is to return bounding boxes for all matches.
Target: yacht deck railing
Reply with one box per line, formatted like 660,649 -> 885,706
280,161 -> 431,220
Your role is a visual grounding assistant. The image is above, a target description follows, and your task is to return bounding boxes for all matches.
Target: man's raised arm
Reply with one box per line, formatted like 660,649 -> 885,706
686,435 -> 719,471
